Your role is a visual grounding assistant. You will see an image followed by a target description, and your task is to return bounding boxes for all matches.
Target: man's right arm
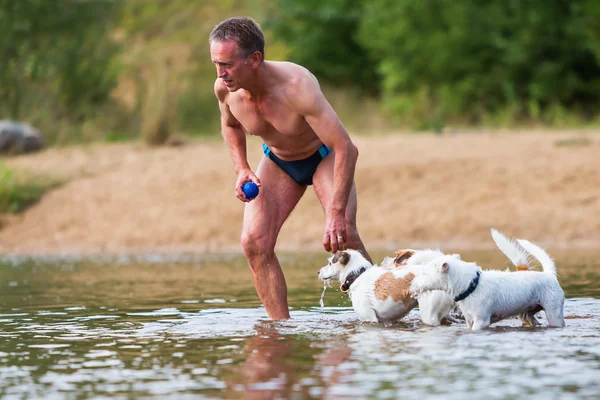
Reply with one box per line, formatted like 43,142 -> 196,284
215,79 -> 249,174
214,79 -> 261,202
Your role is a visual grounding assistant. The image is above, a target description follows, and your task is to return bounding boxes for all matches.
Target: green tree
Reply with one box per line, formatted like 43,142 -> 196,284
359,0 -> 600,125
119,0 -> 273,136
0,0 -> 122,137
265,0 -> 380,94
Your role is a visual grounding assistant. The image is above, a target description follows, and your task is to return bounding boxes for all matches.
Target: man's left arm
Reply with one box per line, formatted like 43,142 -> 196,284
290,73 -> 359,252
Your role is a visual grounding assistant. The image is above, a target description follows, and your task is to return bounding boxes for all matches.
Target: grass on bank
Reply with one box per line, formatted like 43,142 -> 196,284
0,163 -> 63,214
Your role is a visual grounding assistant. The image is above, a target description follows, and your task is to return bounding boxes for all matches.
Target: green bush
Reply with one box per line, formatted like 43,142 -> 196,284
0,0 -> 125,144
0,163 -> 62,214
140,62 -> 172,145
265,0 -> 380,94
4,0 -> 600,146
359,0 -> 600,126
119,0 -> 270,137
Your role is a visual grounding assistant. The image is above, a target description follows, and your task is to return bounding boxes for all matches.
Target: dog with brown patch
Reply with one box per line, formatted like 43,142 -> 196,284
317,249 -> 458,323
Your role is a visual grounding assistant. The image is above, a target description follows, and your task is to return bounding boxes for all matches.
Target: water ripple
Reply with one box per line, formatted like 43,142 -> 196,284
1,257 -> 600,399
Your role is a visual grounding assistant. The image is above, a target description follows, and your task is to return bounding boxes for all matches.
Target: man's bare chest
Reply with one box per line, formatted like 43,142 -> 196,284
229,96 -> 308,137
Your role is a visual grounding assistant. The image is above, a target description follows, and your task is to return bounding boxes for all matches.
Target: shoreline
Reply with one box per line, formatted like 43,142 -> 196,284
1,238 -> 599,261
2,130 -> 599,256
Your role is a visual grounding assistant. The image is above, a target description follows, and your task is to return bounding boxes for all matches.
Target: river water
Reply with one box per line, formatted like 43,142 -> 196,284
1,250 -> 599,399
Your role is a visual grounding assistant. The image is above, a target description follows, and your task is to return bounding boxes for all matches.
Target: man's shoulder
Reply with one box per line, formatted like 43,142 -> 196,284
271,61 -> 318,88
214,78 -> 229,102
271,61 -> 320,105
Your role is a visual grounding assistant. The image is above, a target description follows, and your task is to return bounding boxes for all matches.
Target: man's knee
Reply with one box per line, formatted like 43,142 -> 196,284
241,229 -> 276,258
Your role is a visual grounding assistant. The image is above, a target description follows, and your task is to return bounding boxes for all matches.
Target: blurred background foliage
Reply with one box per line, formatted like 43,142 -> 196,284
0,0 -> 123,144
1,0 -> 600,146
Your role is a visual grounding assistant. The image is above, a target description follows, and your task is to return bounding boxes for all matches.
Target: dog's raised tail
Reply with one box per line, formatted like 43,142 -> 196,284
516,239 -> 556,276
491,228 -> 530,270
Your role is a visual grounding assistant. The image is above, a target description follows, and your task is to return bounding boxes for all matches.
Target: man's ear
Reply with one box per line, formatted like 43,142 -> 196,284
248,50 -> 262,68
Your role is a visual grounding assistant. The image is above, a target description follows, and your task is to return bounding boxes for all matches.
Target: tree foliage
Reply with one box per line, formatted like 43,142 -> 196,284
119,0 -> 273,136
265,0 -> 380,94
0,0 -> 121,130
2,0 -> 600,144
359,0 -> 600,124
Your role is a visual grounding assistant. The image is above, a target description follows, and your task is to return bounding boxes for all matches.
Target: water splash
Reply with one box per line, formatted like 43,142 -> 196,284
319,281 -> 329,310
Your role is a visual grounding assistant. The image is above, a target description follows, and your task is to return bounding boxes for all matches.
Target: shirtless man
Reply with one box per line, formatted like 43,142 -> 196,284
210,17 -> 370,319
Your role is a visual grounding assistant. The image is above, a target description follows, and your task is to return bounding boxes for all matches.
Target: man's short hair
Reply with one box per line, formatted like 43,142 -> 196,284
209,17 -> 265,60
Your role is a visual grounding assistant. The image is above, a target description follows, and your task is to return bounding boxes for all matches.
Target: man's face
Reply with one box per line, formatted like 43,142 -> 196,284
210,39 -> 250,92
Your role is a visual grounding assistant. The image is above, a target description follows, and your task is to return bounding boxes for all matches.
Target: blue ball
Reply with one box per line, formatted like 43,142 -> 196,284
242,181 -> 259,199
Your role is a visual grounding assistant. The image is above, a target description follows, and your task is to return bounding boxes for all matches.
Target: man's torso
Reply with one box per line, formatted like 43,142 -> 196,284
226,62 -> 323,161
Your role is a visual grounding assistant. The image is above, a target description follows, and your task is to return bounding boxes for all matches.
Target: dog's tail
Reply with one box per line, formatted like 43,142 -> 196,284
516,239 -> 557,276
491,228 -> 531,271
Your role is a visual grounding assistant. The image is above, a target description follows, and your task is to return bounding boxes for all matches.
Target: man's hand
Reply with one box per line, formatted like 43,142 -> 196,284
323,210 -> 347,252
235,168 -> 261,202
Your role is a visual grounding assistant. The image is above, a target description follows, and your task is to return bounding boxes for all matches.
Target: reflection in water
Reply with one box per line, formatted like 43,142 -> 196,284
228,325 -> 300,399
226,324 -> 363,400
314,342 -> 353,399
223,323 -> 357,399
0,252 -> 599,398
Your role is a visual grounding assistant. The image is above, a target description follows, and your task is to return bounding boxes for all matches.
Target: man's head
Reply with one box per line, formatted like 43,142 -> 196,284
209,17 -> 265,91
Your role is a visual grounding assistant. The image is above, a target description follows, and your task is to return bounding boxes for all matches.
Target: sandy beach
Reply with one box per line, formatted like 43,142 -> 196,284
1,130 -> 599,255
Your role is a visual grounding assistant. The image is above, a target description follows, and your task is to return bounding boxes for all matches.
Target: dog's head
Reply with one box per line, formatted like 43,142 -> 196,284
409,255 -> 453,298
317,249 -> 372,292
410,254 -> 472,298
393,249 -> 460,268
393,250 -> 416,267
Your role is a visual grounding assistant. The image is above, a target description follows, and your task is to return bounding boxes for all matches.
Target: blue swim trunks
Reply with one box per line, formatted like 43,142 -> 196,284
262,143 -> 332,185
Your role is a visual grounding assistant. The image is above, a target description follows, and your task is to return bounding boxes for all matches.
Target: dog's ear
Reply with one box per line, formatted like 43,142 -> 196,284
451,253 -> 461,260
332,251 -> 350,265
440,262 -> 449,273
339,251 -> 350,266
394,250 -> 414,266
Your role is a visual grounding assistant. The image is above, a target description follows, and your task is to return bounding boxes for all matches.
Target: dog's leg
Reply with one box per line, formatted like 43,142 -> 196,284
370,309 -> 383,323
356,306 -> 381,323
545,310 -> 565,327
450,306 -> 464,320
470,314 -> 491,330
464,315 -> 473,330
471,319 -> 491,330
544,300 -> 566,328
443,314 -> 462,324
519,313 -> 541,327
418,291 -> 455,326
520,303 -> 544,327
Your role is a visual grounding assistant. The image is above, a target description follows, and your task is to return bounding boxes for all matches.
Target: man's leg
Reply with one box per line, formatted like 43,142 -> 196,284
241,156 -> 306,320
312,153 -> 371,262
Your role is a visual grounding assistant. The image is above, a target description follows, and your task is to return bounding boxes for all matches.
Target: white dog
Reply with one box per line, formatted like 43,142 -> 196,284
317,249 -> 459,324
388,237 -> 535,325
410,238 -> 565,330
390,249 -> 459,325
491,228 -> 542,326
